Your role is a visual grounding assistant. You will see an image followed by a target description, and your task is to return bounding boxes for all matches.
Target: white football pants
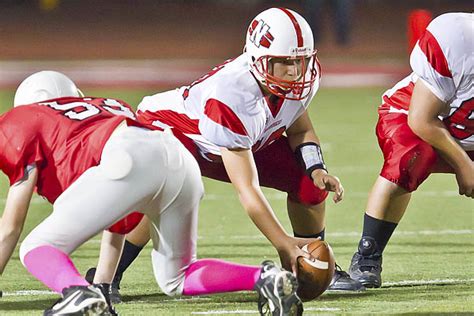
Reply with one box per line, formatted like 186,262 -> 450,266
19,125 -> 203,296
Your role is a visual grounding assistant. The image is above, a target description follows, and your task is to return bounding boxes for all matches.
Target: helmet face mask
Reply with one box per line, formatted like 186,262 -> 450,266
245,8 -> 319,101
253,51 -> 318,100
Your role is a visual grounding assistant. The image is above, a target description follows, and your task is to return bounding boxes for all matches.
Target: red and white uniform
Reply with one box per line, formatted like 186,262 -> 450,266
139,54 -> 318,157
137,54 -> 328,205
0,97 -> 142,234
376,13 -> 473,191
1,98 -> 204,295
0,97 -> 134,203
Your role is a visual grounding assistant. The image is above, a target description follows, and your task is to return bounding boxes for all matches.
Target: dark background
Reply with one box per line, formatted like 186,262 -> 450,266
0,0 -> 471,61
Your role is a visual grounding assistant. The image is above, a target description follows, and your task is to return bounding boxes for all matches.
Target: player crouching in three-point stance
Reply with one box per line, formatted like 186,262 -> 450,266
89,7 -> 363,300
0,71 -> 307,316
348,13 -> 473,288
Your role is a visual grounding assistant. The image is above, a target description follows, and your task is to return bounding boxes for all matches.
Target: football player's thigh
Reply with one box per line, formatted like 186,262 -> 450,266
146,149 -> 203,288
253,137 -> 304,191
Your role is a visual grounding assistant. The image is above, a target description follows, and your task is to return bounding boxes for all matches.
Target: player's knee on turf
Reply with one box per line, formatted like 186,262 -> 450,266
151,250 -> 185,296
397,142 -> 437,192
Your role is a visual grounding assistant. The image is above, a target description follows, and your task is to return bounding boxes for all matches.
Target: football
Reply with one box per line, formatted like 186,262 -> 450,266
296,240 -> 335,301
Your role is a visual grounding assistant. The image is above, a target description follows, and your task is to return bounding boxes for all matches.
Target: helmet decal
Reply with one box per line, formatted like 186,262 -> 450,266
248,19 -> 274,48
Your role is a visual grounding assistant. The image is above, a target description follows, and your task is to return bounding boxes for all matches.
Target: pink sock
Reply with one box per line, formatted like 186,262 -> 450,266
23,245 -> 89,293
182,259 -> 260,295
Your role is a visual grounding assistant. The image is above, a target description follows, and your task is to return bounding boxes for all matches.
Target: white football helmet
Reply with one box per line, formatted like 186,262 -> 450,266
245,8 -> 319,100
14,71 -> 82,107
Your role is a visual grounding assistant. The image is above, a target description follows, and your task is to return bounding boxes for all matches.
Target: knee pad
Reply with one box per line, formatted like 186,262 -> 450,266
397,142 -> 437,192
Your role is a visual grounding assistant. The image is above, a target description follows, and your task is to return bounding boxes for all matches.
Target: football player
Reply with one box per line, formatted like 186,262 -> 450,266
0,71 -> 308,316
348,13 -> 473,288
93,7 -> 363,297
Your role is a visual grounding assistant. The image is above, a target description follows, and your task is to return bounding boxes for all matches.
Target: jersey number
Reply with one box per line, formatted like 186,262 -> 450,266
41,99 -> 135,121
443,98 -> 474,140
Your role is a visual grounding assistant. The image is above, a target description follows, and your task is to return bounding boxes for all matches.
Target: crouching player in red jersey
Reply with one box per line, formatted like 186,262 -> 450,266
0,71 -> 308,316
348,13 -> 474,288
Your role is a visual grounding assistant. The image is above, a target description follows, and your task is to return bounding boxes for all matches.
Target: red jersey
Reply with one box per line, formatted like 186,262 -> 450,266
0,97 -> 136,203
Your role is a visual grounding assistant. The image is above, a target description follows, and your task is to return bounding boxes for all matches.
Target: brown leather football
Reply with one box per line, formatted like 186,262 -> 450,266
296,240 -> 335,301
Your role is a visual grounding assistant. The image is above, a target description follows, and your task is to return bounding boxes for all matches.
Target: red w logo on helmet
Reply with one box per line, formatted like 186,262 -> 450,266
248,19 -> 274,48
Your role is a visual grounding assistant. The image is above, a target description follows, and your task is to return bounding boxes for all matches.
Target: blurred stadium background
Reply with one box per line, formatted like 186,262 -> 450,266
0,0 -> 472,90
0,1 -> 473,315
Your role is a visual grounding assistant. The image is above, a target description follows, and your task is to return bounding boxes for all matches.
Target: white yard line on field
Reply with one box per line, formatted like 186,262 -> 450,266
2,290 -> 55,296
382,278 -> 474,288
191,308 -> 341,315
4,279 -> 473,298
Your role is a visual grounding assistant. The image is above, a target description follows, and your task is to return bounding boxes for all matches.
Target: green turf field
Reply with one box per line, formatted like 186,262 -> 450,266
0,87 -> 472,315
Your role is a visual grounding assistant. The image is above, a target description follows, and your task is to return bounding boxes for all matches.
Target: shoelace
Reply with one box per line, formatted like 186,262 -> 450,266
335,264 -> 351,277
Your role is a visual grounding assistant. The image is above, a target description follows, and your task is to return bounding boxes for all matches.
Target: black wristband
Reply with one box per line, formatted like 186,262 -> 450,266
295,142 -> 327,179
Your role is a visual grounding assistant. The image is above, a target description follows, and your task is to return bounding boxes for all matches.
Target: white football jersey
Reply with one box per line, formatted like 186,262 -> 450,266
382,13 -> 473,150
137,54 -> 319,160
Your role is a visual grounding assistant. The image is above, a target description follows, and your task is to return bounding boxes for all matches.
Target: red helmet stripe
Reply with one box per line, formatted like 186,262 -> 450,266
278,7 -> 303,47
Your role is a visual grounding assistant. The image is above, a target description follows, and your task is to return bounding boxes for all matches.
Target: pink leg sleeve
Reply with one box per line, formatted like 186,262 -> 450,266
23,245 -> 89,293
182,259 -> 260,296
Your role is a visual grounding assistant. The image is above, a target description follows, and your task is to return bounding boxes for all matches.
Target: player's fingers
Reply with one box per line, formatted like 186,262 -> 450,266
333,184 -> 344,203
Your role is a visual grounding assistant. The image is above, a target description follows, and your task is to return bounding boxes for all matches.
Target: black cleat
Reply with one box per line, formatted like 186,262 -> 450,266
43,284 -> 107,316
327,264 -> 366,291
254,260 -> 303,316
85,267 -> 122,304
349,236 -> 383,288
97,284 -> 119,316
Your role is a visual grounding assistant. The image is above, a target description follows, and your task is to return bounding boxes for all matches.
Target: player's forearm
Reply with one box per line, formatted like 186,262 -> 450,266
237,189 -> 290,250
410,119 -> 471,171
287,130 -> 320,152
0,223 -> 22,274
286,112 -> 320,151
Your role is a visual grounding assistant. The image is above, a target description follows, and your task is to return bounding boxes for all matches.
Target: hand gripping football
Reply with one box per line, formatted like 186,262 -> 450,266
296,240 -> 335,301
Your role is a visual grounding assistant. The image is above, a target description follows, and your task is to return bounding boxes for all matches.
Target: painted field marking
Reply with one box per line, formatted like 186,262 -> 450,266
3,290 -> 55,296
191,307 -> 341,315
4,279 -> 473,297
383,278 -> 474,288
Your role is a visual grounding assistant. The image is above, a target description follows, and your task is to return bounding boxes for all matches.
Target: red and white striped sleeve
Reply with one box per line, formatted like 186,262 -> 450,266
409,15 -> 456,103
199,98 -> 256,149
